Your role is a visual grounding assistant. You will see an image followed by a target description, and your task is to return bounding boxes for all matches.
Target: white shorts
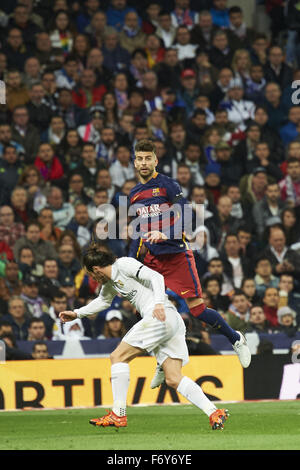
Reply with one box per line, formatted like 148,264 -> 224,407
122,307 -> 189,366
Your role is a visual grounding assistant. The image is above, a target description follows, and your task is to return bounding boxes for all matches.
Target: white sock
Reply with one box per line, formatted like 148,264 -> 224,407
111,362 -> 130,417
177,376 -> 217,417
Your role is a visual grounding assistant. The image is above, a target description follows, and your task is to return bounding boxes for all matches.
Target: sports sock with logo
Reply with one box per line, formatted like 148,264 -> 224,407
111,362 -> 130,417
177,376 -> 216,417
190,304 -> 240,345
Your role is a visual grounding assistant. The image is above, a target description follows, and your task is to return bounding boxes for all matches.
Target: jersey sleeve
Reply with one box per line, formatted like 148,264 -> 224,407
74,284 -> 115,318
117,257 -> 166,305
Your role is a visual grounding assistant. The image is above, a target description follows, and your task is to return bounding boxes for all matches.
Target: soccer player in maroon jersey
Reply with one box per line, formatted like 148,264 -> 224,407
128,140 -> 250,386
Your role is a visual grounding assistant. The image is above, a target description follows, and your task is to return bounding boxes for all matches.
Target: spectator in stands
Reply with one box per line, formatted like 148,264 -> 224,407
57,243 -> 81,284
101,27 -> 131,72
0,261 -> 22,305
263,82 -> 289,131
0,123 -> 25,158
46,186 -> 75,229
220,232 -> 253,288
2,27 -> 30,71
252,182 -> 286,238
38,207 -> 62,244
0,145 -> 23,197
262,286 -> 280,327
279,158 -> 300,208
262,225 -> 300,280
6,69 -> 30,112
13,220 -> 57,265
202,275 -> 230,312
281,208 -> 300,246
97,310 -> 127,339
49,10 -> 74,54
277,306 -> 298,337
190,10 -> 218,52
56,87 -> 90,128
0,205 -> 25,249
264,46 -> 293,91
210,0 -> 229,28
119,11 -> 146,54
31,341 -> 51,359
27,318 -> 47,341
240,167 -> 269,207
41,115 -> 65,147
11,105 -> 40,164
109,144 -> 135,188
279,106 -> 300,146
38,258 -> 61,302
72,68 -> 106,109
254,256 -> 279,298
106,0 -> 137,32
10,186 -> 36,225
209,30 -> 233,70
66,203 -> 93,247
213,196 -> 240,248
241,277 -> 260,304
34,142 -> 64,184
155,11 -> 176,48
17,245 -> 43,278
278,273 -> 300,317
21,274 -> 48,318
245,304 -> 273,333
226,289 -> 251,333
2,296 -> 30,340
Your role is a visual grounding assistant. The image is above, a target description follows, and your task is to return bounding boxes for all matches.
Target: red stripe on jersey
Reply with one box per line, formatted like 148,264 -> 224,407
130,187 -> 167,204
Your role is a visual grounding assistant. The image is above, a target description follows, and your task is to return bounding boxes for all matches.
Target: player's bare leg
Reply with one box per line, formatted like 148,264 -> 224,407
89,342 -> 144,428
162,357 -> 229,430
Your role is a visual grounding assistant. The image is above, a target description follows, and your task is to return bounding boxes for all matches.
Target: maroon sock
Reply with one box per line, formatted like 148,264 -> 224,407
190,303 -> 206,317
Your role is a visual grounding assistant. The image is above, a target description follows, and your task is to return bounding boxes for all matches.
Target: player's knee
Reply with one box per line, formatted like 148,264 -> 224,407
165,375 -> 181,390
110,350 -> 120,364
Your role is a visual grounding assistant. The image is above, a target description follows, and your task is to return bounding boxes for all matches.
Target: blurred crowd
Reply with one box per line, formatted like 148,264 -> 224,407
0,0 -> 300,360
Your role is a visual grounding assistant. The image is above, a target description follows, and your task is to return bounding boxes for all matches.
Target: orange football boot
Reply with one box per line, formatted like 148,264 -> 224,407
209,409 -> 229,430
89,410 -> 127,428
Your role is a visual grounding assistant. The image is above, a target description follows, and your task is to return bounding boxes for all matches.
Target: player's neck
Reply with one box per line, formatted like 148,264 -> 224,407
139,170 -> 157,184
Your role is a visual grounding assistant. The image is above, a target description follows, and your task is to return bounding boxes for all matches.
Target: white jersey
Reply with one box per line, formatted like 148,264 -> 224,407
74,257 -> 175,319
74,257 -> 189,366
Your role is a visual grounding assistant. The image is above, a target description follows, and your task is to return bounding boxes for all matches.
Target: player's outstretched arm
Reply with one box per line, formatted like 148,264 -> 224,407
59,311 -> 77,323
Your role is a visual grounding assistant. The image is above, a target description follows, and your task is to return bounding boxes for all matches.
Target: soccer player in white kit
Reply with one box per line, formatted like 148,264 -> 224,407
59,244 -> 230,430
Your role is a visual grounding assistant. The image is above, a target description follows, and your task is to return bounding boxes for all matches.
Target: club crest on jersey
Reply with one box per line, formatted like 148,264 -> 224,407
152,188 -> 160,196
117,280 -> 124,287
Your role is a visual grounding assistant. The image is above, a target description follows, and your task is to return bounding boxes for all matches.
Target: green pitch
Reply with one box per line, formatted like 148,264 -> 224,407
0,401 -> 299,450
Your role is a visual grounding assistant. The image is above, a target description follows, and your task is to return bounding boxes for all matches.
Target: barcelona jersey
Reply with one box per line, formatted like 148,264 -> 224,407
128,172 -> 192,257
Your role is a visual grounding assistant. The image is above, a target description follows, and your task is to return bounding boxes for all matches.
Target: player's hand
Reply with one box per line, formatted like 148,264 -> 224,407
153,304 -> 166,322
144,231 -> 167,244
59,311 -> 77,323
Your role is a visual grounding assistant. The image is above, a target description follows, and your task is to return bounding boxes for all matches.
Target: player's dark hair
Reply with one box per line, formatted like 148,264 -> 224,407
83,243 -> 117,271
134,139 -> 156,155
